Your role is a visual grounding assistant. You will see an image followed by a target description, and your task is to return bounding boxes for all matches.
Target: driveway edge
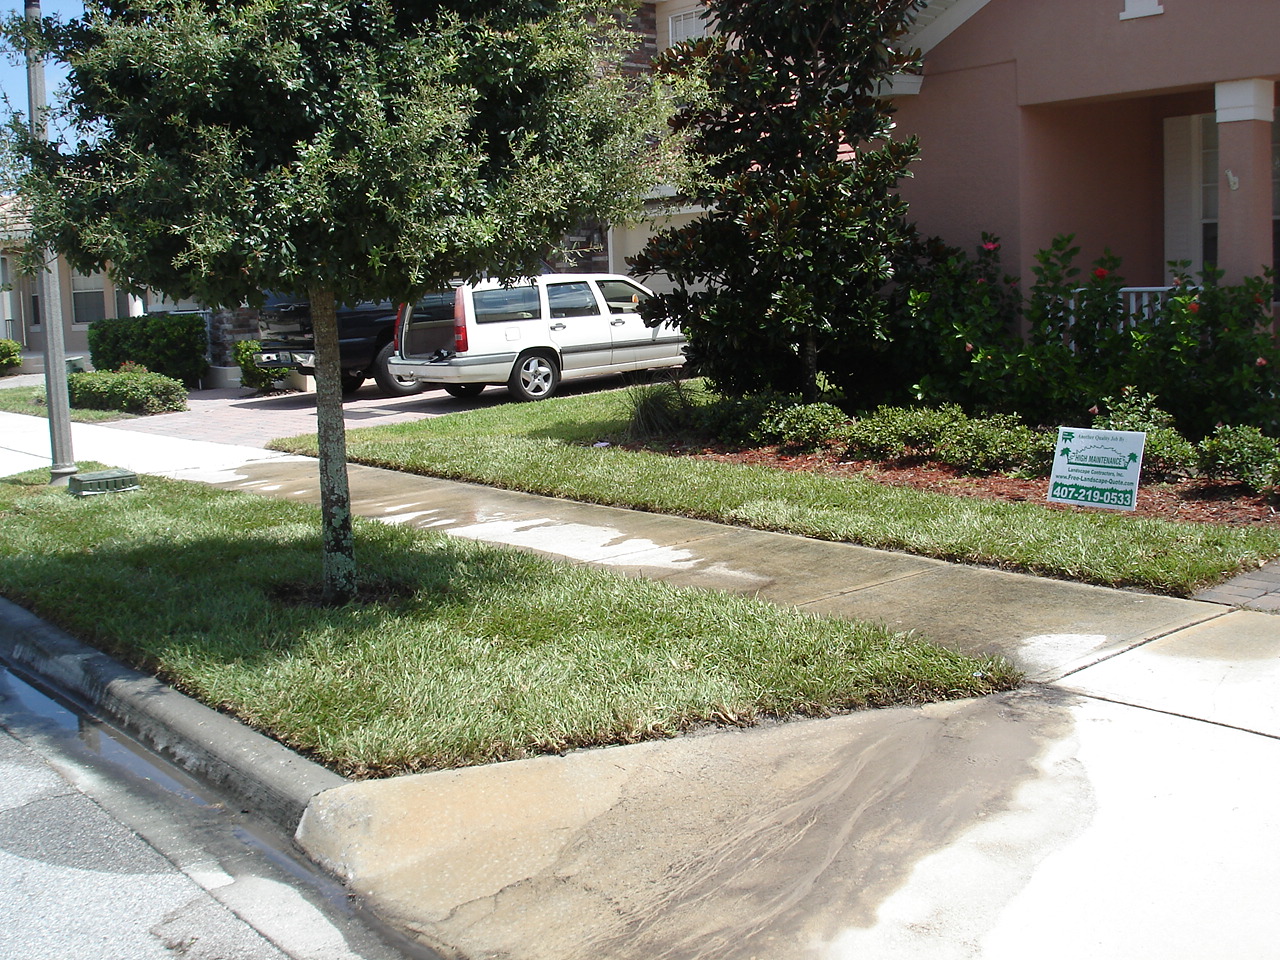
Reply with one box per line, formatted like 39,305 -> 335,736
0,596 -> 345,831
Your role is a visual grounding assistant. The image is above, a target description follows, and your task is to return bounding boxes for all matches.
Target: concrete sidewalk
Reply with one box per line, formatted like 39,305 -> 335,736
3,400 -> 1280,959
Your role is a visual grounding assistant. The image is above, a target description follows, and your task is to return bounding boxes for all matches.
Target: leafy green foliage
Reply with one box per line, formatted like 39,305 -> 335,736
845,405 -> 1053,477
845,405 -> 969,459
67,368 -> 187,414
1090,389 -> 1196,481
878,235 -> 1280,436
86,314 -> 209,385
12,0 -> 682,306
623,378 -> 699,441
9,0 -> 686,604
1197,424 -> 1280,492
631,0 -> 922,401
868,234 -> 1023,412
232,338 -> 278,392
754,402 -> 851,450
0,338 -> 20,373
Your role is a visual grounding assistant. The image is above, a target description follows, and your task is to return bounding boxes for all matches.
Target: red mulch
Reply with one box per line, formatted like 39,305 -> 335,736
644,442 -> 1280,526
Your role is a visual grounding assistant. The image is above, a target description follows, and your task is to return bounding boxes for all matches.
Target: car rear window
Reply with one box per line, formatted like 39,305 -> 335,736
413,290 -> 455,321
473,285 -> 540,323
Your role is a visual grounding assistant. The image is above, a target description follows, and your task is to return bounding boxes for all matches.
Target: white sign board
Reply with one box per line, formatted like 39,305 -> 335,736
1047,427 -> 1146,511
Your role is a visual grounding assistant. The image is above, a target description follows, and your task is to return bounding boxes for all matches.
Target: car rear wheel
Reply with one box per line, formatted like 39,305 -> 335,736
372,342 -> 427,397
508,352 -> 560,401
443,383 -> 486,399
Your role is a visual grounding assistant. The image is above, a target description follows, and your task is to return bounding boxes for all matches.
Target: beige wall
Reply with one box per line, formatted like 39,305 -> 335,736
610,210 -> 703,295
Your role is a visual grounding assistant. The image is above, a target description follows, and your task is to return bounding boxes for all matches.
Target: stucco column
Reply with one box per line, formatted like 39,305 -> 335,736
1215,79 -> 1274,284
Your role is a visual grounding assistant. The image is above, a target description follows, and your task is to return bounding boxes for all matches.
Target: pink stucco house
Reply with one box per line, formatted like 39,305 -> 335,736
614,0 -> 1278,299
889,0 -> 1278,290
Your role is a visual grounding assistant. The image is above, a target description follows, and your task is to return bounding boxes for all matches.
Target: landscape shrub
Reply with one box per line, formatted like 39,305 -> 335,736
1196,424 -> 1280,491
1090,390 -> 1197,481
877,235 -> 1280,437
844,404 -> 969,459
0,338 -> 20,374
899,235 -> 1028,412
87,313 -> 209,385
691,392 -> 795,447
68,369 -> 187,414
233,339 -> 279,392
754,401 -> 850,450
934,414 -> 1054,476
1123,265 -> 1280,438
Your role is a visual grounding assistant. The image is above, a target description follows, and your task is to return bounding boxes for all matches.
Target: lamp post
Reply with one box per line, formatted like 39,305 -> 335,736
25,0 -> 75,485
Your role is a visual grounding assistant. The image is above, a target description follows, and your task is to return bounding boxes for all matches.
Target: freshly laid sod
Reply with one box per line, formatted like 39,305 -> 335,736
0,385 -> 135,422
269,386 -> 1280,595
0,470 -> 1017,777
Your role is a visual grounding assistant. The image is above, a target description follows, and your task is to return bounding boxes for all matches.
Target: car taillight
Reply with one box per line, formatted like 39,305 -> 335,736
453,290 -> 468,353
393,302 -> 408,352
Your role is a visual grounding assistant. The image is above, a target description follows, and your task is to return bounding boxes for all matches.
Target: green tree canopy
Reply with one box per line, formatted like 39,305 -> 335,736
630,0 -> 922,401
8,0 -> 683,602
12,0 -> 678,305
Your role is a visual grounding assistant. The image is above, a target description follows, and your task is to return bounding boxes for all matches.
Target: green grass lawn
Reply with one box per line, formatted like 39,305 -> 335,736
0,470 -> 1016,777
0,384 -> 136,422
268,385 -> 1280,596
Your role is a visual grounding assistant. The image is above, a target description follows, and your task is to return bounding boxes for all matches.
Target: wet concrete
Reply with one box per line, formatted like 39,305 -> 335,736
210,459 -> 1224,681
300,690 -> 1068,960
1060,609 -> 1280,736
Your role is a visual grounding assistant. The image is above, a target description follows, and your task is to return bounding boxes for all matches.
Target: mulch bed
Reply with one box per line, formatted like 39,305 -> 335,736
648,442 -> 1280,526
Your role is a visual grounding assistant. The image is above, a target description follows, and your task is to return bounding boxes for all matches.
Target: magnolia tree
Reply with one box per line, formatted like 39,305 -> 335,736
631,0 -> 922,401
9,0 -> 682,603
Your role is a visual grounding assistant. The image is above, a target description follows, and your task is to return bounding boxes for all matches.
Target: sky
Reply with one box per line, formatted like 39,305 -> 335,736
0,0 -> 82,127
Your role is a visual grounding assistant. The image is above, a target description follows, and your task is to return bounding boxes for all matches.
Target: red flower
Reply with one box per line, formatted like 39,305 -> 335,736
1088,405 -> 1100,416
1257,357 -> 1268,367
1093,268 -> 1109,279
965,342 -> 974,353
975,278 -> 987,285
1187,301 -> 1200,314
981,241 -> 1000,252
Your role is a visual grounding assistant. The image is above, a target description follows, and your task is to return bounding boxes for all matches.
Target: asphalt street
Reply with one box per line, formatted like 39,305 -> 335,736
0,663 -> 429,960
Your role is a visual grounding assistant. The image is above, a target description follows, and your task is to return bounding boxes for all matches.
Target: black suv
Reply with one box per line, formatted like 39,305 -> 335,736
254,293 -> 452,396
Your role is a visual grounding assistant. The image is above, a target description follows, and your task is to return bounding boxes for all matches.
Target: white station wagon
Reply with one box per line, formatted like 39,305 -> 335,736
389,274 -> 685,401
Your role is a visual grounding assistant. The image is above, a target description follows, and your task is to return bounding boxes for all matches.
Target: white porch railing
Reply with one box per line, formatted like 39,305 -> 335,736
1117,286 -> 1174,327
1067,286 -> 1174,330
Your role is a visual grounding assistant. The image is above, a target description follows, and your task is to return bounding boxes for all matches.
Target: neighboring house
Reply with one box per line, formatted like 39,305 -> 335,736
891,0 -> 1279,290
608,1 -> 710,294
613,0 -> 1279,296
0,194 -> 147,360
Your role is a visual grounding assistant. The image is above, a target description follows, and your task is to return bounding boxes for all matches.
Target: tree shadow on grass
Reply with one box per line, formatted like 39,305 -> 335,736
0,527 -> 552,676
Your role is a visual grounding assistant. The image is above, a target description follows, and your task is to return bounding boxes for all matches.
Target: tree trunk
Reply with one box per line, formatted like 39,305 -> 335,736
308,282 -> 357,605
801,328 -> 819,404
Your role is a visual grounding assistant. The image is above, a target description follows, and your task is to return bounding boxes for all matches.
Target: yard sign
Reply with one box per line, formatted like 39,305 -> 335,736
1047,427 -> 1146,511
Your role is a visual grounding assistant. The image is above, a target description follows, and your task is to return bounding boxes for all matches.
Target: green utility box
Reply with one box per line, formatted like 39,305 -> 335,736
68,468 -> 140,497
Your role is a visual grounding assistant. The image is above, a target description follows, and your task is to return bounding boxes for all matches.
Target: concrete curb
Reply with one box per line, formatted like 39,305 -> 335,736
0,596 -> 345,831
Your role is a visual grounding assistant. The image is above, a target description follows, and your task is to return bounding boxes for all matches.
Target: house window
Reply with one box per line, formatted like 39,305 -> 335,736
670,8 -> 707,46
71,269 -> 107,325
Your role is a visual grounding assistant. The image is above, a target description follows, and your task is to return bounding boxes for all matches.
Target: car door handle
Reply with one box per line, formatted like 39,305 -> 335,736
610,319 -> 627,326
550,323 -> 566,331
